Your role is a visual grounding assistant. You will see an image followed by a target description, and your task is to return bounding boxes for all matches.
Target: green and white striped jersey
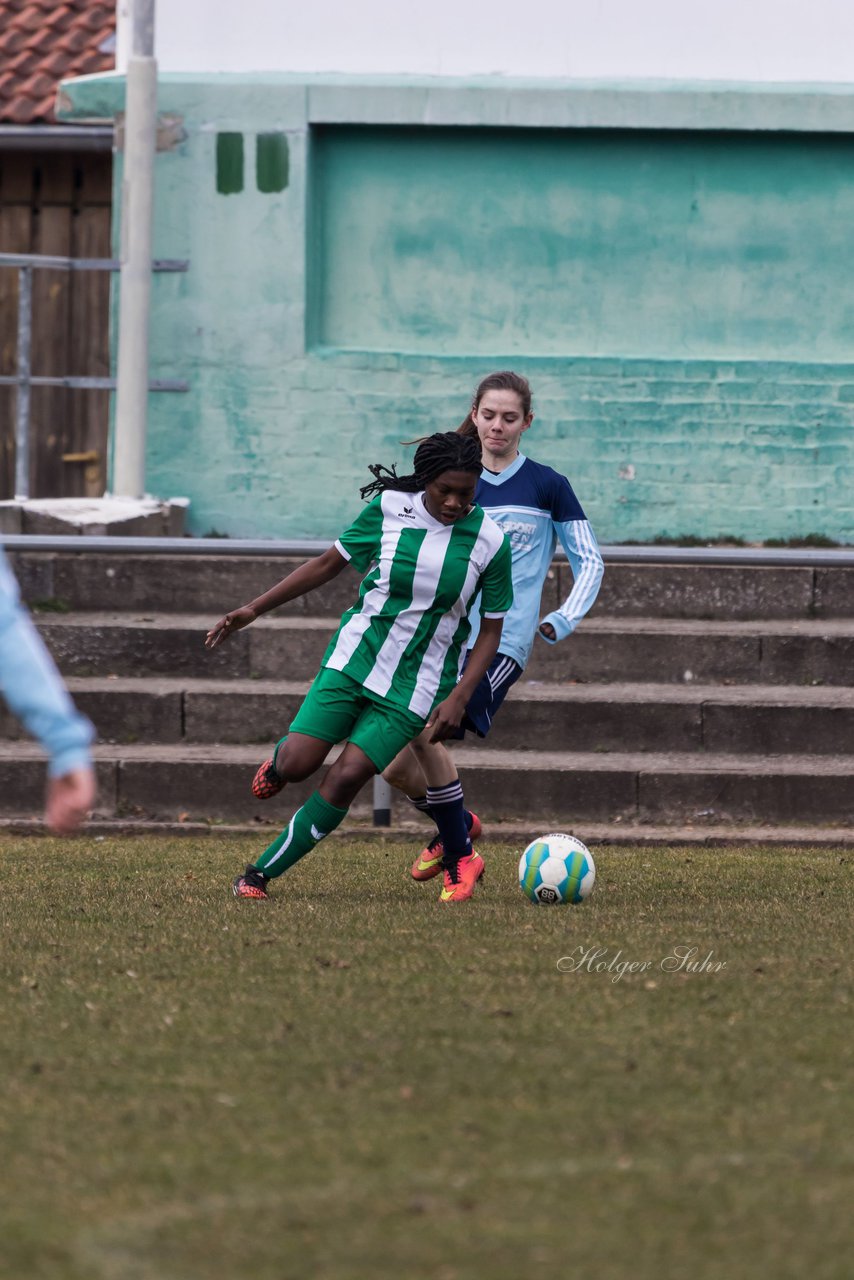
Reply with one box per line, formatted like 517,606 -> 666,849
325,491 -> 513,720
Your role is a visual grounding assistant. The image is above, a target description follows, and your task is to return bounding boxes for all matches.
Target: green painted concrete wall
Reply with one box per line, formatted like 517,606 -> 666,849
61,74 -> 854,542
313,126 -> 854,361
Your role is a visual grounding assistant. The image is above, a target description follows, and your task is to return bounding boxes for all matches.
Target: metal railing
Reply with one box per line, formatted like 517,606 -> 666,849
0,251 -> 190,501
2,534 -> 853,567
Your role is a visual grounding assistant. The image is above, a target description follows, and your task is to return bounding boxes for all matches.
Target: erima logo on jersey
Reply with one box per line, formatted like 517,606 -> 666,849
397,506 -> 416,520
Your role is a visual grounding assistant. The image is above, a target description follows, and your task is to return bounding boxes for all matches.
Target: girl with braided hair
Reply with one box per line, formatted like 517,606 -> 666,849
205,431 -> 512,903
384,372 -> 604,881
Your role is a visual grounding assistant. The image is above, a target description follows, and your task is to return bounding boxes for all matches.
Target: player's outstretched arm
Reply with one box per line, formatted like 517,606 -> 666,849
205,545 -> 349,649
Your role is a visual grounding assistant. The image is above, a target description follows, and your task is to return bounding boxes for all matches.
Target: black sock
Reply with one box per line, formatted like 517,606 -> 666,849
409,792 -> 474,832
408,794 -> 433,818
425,780 -> 471,864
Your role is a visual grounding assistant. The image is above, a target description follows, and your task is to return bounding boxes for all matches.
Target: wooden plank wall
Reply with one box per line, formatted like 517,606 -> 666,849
0,150 -> 112,499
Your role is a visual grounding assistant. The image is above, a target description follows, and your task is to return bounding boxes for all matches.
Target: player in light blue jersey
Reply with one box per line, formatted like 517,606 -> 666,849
384,371 -> 604,880
0,547 -> 95,832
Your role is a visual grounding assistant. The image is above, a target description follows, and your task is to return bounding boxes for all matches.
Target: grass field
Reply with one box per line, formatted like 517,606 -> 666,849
0,835 -> 851,1280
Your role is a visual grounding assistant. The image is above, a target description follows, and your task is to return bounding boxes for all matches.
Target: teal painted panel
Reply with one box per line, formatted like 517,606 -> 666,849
311,127 -> 854,360
256,132 -> 289,192
216,132 -> 244,194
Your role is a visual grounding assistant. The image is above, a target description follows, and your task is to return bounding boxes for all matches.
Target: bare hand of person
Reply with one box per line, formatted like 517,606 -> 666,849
205,606 -> 256,649
538,622 -> 556,641
425,691 -> 466,743
45,766 -> 96,835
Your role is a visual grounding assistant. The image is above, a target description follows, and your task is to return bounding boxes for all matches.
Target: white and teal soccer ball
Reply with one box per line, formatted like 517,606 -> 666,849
518,833 -> 596,905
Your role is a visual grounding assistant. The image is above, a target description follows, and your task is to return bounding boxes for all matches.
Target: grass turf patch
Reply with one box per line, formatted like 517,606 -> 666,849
0,836 -> 851,1280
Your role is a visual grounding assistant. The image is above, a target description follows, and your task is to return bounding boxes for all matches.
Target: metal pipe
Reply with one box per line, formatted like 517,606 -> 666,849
13,266 -> 33,502
131,0 -> 154,54
372,776 -> 392,827
0,125 -> 113,151
113,0 -> 157,499
0,254 -> 187,272
2,536 -> 853,567
596,545 -> 854,566
0,376 -> 188,391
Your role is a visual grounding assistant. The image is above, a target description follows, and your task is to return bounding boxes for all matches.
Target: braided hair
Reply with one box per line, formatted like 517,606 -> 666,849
360,431 -> 482,502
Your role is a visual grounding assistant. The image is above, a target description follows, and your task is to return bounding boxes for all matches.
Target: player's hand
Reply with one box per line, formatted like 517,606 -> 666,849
425,691 -> 466,743
45,766 -> 96,835
205,606 -> 256,649
538,621 -> 556,641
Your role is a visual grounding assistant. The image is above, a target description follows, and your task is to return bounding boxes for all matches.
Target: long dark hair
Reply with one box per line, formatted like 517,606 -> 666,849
456,370 -> 533,439
360,431 -> 482,502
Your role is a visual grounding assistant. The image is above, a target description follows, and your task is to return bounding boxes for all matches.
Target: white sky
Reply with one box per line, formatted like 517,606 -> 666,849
125,0 -> 854,81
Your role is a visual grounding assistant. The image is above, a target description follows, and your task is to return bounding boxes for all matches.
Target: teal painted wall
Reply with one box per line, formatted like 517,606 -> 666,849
313,126 -> 854,361
61,75 -> 854,542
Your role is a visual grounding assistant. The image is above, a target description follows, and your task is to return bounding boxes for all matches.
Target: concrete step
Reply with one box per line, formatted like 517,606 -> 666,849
31,612 -> 854,686
3,677 -> 853,757
0,741 -> 356,826
10,549 -> 854,620
2,742 -> 853,827
3,815 -> 854,848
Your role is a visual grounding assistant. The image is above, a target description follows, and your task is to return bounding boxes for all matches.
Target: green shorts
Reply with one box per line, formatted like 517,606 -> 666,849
288,667 -> 428,773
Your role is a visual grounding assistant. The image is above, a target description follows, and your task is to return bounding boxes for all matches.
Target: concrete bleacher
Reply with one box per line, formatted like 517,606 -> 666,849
2,547 -> 853,844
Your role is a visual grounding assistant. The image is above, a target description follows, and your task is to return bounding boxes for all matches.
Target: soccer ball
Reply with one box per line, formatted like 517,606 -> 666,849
518,833 -> 596,905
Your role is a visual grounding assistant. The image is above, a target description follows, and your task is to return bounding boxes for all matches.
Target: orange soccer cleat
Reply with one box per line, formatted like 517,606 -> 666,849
410,813 -> 482,881
439,851 -> 485,903
251,757 -> 284,800
252,737 -> 289,800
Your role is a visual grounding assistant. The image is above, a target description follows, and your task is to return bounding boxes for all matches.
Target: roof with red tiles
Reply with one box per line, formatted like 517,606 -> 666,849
0,1 -> 115,124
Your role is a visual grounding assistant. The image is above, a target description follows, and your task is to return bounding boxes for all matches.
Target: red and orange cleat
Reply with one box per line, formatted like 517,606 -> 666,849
252,757 -> 284,800
439,851 -> 485,903
232,865 -> 270,899
410,812 -> 482,881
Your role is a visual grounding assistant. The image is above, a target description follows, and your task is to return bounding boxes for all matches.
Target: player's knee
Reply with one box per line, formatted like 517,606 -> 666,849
409,732 -> 437,760
275,744 -> 316,784
278,761 -> 313,784
382,758 -> 408,791
325,757 -> 373,807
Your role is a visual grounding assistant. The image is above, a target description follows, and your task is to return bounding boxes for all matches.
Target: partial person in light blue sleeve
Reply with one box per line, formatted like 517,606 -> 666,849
384,370 -> 604,881
0,547 -> 95,832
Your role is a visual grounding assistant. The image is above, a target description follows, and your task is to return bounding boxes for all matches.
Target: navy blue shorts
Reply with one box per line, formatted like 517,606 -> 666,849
450,651 -> 523,740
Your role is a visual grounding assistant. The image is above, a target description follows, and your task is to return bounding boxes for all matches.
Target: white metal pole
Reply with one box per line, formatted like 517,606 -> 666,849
372,775 -> 392,827
113,0 -> 156,499
13,265 -> 33,501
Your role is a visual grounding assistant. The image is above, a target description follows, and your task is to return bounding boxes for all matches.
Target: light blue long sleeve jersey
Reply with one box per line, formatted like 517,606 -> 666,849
0,548 -> 94,777
468,452 -> 605,670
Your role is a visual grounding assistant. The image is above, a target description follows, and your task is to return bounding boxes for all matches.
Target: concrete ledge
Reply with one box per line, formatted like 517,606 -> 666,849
814,567 -> 854,617
11,552 -> 851,620
60,71 -> 854,135
2,818 -> 853,848
586,563 -> 816,622
11,553 -> 362,617
0,496 -> 189,538
6,675 -> 851,756
34,615 -> 250,679
4,744 -> 854,825
28,612 -> 854,686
